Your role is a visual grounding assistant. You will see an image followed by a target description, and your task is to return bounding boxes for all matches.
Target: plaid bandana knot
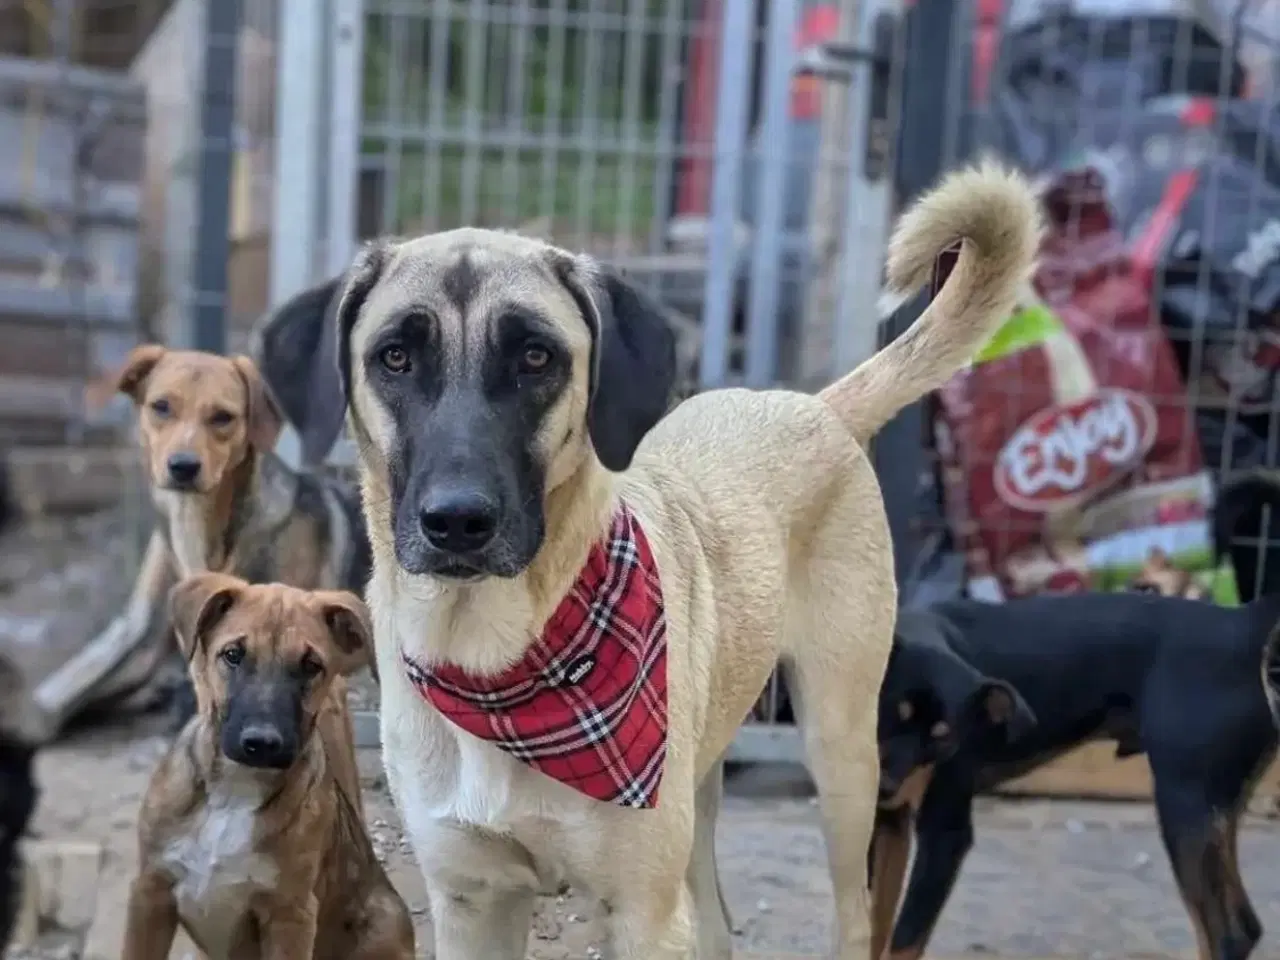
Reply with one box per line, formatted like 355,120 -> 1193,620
403,504 -> 668,808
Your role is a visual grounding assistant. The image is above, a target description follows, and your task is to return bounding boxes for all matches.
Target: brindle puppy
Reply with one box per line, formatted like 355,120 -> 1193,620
121,576 -> 412,960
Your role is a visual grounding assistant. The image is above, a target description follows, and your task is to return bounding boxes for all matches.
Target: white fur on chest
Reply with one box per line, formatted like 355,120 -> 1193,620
162,783 -> 279,957
374,581 -> 598,854
156,491 -> 213,576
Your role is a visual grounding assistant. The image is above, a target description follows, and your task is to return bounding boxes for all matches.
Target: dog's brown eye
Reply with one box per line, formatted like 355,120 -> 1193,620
299,655 -> 324,679
380,345 -> 410,373
150,398 -> 170,417
220,644 -> 245,667
519,344 -> 552,374
209,409 -> 234,427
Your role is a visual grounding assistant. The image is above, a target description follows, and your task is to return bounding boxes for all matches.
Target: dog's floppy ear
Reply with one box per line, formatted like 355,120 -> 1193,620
312,590 -> 375,678
249,277 -> 344,463
302,241 -> 390,459
115,344 -> 167,403
969,679 -> 1037,743
231,355 -> 285,453
555,255 -> 677,472
170,573 -> 245,660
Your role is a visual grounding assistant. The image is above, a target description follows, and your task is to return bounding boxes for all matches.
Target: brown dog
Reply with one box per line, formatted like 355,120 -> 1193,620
121,575 -> 413,960
116,345 -> 368,586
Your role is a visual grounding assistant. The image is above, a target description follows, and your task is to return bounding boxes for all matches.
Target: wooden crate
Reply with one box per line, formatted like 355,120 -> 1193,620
997,742 -> 1280,808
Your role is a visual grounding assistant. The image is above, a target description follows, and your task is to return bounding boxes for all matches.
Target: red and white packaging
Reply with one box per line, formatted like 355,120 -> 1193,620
934,168 -> 1215,600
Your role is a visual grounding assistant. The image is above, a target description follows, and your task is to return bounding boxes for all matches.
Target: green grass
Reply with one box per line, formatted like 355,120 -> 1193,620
363,141 -> 660,241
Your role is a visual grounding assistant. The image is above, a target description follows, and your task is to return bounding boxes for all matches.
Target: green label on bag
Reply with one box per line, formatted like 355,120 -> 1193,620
973,303 -> 1064,365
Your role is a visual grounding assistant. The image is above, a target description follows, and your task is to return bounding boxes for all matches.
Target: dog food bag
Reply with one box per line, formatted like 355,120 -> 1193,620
934,168 -> 1239,602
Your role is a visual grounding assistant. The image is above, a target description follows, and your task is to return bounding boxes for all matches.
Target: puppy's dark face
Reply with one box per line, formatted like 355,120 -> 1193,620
877,637 -> 1036,808
333,230 -> 675,582
170,574 -> 372,771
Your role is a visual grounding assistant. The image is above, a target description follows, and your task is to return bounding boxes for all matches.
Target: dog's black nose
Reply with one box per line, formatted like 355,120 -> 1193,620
166,452 -> 203,487
419,492 -> 499,552
237,725 -> 288,767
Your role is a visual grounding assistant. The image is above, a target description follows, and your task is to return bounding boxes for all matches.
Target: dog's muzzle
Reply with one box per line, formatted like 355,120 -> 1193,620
222,721 -> 296,770
420,489 -> 499,550
395,485 -> 539,581
165,451 -> 203,491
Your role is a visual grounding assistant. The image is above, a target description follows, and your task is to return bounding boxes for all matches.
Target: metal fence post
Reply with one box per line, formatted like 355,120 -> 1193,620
321,0 -> 365,470
698,0 -> 755,389
744,0 -> 800,388
188,0 -> 243,354
270,0 -> 326,306
795,0 -> 861,387
831,0 -> 895,378
874,0 -> 960,600
326,0 -> 365,279
268,0 -> 327,469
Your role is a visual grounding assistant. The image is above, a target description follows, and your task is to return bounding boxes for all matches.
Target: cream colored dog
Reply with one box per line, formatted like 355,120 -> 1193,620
294,161 -> 1040,960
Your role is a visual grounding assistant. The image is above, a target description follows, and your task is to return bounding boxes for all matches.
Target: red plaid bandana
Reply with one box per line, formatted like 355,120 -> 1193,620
403,504 -> 668,808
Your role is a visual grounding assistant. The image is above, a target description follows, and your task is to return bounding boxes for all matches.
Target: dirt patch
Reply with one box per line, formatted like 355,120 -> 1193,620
22,715 -> 611,960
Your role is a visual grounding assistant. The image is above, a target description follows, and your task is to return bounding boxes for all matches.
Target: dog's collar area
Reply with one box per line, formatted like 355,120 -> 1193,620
403,503 -> 669,808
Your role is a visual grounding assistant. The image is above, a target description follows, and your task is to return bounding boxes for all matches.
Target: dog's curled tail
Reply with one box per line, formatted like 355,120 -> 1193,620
820,159 -> 1043,445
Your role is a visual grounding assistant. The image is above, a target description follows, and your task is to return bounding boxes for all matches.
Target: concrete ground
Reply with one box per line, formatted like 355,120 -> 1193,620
18,716 -> 1280,960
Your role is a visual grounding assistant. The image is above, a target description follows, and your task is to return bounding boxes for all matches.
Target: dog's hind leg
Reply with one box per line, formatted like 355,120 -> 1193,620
1154,782 -> 1259,960
788,652 -> 881,960
887,775 -> 973,960
688,754 -> 733,960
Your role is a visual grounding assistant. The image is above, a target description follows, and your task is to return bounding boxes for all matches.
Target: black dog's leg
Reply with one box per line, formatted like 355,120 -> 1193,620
870,805 -> 912,960
887,779 -> 973,960
1221,816 -> 1262,950
1154,781 -> 1260,960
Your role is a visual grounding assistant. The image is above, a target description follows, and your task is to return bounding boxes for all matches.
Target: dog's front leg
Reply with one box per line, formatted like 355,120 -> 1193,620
608,876 -> 697,960
121,871 -> 179,960
687,757 -> 733,960
869,805 -> 912,960
259,893 -> 319,960
426,879 -> 536,960
888,782 -> 974,960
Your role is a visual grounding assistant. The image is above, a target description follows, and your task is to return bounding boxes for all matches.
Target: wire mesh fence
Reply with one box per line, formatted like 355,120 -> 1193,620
7,0 -> 1279,758
903,0 -> 1280,610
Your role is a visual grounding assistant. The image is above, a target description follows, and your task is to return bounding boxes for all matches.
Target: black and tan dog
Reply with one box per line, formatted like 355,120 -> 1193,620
122,574 -> 413,960
110,345 -> 371,720
0,656 -> 38,954
870,593 -> 1280,960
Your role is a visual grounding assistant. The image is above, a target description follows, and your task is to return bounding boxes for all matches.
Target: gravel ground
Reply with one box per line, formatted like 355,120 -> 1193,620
14,718 -> 1280,960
